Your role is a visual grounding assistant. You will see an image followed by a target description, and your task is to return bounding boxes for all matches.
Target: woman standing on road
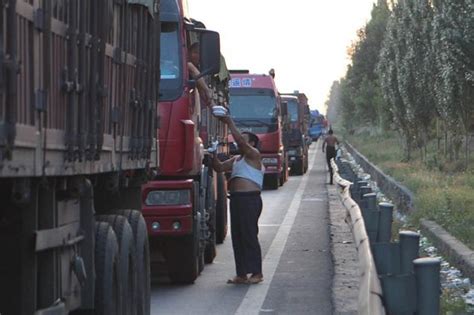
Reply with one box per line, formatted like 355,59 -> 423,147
210,113 -> 265,285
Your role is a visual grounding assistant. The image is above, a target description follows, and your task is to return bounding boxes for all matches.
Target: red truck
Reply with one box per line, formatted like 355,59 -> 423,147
228,71 -> 289,189
281,92 -> 310,175
141,0 -> 229,283
0,1 -> 159,314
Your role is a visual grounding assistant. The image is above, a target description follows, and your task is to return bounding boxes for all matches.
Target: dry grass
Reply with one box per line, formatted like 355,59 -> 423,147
348,132 -> 474,250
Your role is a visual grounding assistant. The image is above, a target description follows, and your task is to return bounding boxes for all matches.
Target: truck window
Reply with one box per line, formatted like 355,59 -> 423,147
229,94 -> 277,120
229,89 -> 278,133
287,100 -> 299,122
160,22 -> 182,100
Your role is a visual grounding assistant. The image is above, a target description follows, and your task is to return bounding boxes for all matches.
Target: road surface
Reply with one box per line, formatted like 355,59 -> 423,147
150,145 -> 335,315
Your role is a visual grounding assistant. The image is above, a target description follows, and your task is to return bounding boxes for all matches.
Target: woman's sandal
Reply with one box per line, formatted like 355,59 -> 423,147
226,276 -> 248,284
248,274 -> 263,284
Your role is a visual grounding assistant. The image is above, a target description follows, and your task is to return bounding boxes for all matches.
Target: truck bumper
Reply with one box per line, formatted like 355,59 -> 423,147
142,179 -> 194,237
261,153 -> 283,174
288,155 -> 303,168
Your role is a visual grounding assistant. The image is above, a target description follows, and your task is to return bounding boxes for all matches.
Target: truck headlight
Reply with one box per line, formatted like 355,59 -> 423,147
145,190 -> 191,206
262,157 -> 278,165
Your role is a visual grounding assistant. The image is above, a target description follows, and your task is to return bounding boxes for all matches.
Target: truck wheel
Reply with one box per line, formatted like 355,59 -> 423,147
204,174 -> 217,264
304,156 -> 309,173
114,210 -> 150,315
267,174 -> 280,190
293,160 -> 304,176
94,222 -> 120,315
204,208 -> 217,264
215,173 -> 228,244
96,215 -> 136,315
165,235 -> 199,284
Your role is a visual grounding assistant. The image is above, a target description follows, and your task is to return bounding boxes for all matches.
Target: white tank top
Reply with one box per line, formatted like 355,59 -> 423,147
230,157 -> 265,189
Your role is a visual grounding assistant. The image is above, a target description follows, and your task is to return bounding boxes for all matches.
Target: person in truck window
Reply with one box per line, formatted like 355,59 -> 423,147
187,42 -> 213,107
322,129 -> 339,185
210,114 -> 265,285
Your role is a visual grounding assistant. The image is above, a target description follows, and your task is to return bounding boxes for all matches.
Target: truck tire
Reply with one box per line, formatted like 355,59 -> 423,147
293,160 -> 304,176
165,234 -> 199,284
215,173 -> 228,244
94,222 -> 120,315
279,163 -> 285,186
204,207 -> 217,264
204,173 -> 216,264
267,174 -> 280,190
113,210 -> 150,315
96,215 -> 136,315
304,155 -> 309,173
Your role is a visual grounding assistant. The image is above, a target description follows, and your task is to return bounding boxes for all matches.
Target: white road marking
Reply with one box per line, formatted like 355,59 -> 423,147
234,151 -> 317,315
302,197 -> 324,202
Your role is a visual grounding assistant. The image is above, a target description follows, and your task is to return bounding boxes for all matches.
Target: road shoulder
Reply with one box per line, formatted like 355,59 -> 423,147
328,177 -> 359,314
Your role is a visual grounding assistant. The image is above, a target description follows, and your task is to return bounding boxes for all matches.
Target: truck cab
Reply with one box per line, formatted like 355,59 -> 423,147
228,71 -> 288,189
281,93 -> 310,175
141,0 -> 229,283
309,110 -> 326,141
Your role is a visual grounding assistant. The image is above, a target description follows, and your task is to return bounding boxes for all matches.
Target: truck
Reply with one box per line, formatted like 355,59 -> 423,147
309,110 -> 326,141
228,70 -> 289,190
141,0 -> 228,284
0,1 -> 159,314
280,92 -> 310,175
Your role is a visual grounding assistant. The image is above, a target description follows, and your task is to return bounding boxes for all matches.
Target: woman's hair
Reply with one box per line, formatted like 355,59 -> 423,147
242,132 -> 260,148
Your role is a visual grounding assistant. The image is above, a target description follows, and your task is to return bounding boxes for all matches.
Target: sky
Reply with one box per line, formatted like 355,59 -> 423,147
187,0 -> 377,114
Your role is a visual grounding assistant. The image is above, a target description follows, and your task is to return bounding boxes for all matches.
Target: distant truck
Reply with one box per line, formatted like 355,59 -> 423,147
141,0 -> 228,284
228,70 -> 289,189
281,92 -> 310,175
0,1 -> 159,314
309,110 -> 327,141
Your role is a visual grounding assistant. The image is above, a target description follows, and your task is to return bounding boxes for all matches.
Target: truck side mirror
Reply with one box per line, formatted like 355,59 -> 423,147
198,30 -> 220,78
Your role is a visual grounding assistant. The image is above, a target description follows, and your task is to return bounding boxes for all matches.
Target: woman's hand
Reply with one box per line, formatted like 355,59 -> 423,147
216,115 -> 232,125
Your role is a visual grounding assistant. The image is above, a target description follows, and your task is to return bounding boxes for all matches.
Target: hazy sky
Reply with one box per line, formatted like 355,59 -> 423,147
187,0 -> 377,113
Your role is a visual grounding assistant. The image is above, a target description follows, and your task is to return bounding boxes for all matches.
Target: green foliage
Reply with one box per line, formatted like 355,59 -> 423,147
328,0 -> 474,163
334,1 -> 391,132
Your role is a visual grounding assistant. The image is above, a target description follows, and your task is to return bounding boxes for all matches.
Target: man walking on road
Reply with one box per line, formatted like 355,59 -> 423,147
322,129 -> 339,185
210,114 -> 265,285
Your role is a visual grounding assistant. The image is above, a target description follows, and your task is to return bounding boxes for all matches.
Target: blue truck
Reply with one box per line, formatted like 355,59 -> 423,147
309,110 -> 326,141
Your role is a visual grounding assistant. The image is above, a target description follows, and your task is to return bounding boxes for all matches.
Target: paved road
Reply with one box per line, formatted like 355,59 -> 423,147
150,145 -> 334,315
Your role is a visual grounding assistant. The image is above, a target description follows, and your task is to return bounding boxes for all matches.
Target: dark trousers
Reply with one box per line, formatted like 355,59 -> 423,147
229,191 -> 263,277
326,146 -> 337,184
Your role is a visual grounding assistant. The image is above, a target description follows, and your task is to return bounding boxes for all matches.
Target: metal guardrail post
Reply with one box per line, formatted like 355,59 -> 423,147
363,193 -> 377,211
399,231 -> 420,274
352,180 -> 367,202
413,257 -> 441,315
377,202 -> 394,243
379,273 -> 417,314
359,186 -> 372,210
362,193 -> 379,241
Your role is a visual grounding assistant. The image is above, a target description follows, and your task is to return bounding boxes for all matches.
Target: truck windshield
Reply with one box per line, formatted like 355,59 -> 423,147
287,99 -> 299,122
229,88 -> 278,133
160,22 -> 182,101
311,115 -> 324,126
